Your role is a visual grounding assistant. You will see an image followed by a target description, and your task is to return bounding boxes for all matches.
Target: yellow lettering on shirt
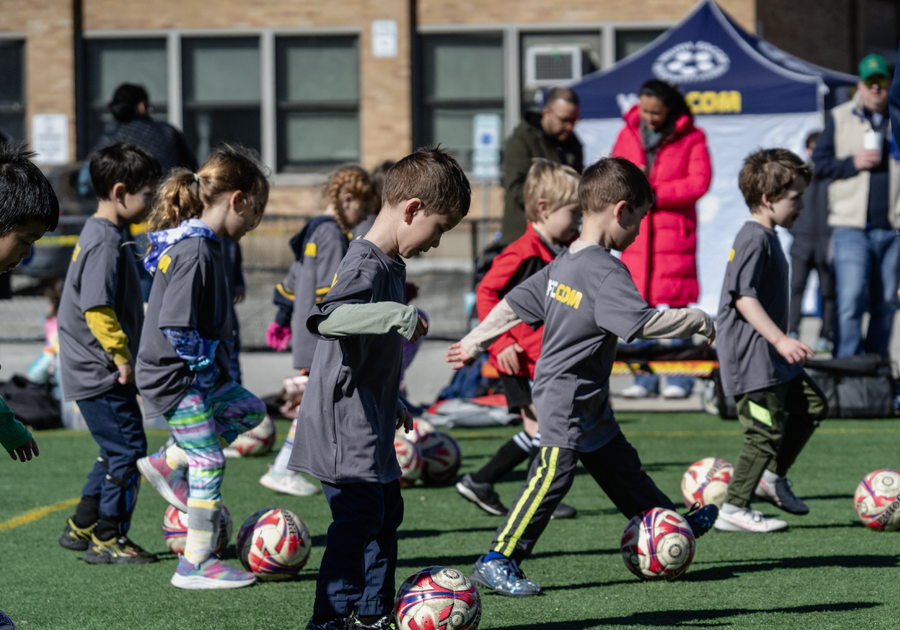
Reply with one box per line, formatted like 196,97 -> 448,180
547,279 -> 582,310
71,244 -> 81,262
159,254 -> 172,274
304,243 -> 317,257
728,249 -> 735,262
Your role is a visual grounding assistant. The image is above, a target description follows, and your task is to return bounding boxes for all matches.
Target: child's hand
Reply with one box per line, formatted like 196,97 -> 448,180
704,327 -> 716,348
496,343 -> 525,375
8,438 -> 39,462
396,408 -> 414,433
775,336 -> 813,366
410,314 -> 429,344
266,322 -> 292,351
117,361 -> 135,385
446,343 -> 474,370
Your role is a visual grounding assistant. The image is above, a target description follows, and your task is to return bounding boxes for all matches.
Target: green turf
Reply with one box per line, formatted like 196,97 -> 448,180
1,413 -> 899,629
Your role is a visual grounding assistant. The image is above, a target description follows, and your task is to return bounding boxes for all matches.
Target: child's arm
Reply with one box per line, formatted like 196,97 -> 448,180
85,306 -> 134,384
446,299 -> 523,369
635,308 -> 715,344
735,296 -> 812,365
312,303 -> 427,343
0,398 -> 39,462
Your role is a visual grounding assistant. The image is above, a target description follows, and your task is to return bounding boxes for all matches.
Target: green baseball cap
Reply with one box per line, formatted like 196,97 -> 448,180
858,54 -> 890,81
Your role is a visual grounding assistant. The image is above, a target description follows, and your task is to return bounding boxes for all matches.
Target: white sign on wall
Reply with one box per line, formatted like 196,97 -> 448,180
472,114 -> 502,180
31,114 -> 69,165
372,20 -> 398,58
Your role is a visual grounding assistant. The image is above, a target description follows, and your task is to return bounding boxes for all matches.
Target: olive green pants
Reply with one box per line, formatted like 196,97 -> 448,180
724,373 -> 828,508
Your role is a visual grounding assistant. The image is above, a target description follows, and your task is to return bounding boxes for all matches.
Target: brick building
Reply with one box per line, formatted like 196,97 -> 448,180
0,0 -> 897,216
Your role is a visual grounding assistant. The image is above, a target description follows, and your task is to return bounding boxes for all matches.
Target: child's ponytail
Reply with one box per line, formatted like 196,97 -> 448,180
324,165 -> 378,235
147,169 -> 203,233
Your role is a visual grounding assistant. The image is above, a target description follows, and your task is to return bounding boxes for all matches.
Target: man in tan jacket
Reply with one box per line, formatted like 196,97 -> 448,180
812,54 -> 899,358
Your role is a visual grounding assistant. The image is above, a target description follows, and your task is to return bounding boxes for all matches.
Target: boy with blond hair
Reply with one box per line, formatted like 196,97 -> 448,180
714,149 -> 828,534
457,158 -> 580,519
447,157 -> 717,597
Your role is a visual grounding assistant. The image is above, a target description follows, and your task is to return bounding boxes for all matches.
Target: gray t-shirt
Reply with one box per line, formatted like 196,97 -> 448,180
288,239 -> 406,484
716,220 -> 802,397
58,217 -> 144,401
136,237 -> 233,418
283,218 -> 349,370
506,244 -> 656,452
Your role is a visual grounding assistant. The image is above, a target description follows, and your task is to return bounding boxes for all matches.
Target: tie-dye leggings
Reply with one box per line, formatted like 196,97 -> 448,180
164,381 -> 265,502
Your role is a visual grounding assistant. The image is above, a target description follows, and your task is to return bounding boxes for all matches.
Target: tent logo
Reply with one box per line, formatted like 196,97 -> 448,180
652,41 -> 730,84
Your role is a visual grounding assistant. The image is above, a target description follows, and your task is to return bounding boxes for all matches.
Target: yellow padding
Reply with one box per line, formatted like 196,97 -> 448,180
748,400 -> 773,427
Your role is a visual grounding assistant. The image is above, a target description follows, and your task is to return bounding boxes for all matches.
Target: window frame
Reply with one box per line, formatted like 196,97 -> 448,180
0,37 -> 26,143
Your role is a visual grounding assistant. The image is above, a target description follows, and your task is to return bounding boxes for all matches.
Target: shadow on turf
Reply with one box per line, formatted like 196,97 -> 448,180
684,554 -> 899,581
491,602 -> 882,628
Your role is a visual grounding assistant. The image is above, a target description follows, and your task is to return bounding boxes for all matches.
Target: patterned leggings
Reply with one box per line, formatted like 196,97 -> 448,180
165,381 -> 265,501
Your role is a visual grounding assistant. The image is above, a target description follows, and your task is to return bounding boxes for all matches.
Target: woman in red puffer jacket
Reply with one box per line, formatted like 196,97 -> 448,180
612,80 -> 712,400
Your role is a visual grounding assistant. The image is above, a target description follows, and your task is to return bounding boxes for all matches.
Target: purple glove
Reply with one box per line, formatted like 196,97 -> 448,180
266,322 -> 292,351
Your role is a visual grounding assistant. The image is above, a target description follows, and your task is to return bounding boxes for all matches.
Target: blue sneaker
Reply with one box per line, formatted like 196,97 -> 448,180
685,503 -> 719,539
170,554 -> 257,589
470,555 -> 542,597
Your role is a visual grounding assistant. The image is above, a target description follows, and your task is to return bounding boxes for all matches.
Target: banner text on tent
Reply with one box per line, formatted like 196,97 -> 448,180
686,91 -> 741,114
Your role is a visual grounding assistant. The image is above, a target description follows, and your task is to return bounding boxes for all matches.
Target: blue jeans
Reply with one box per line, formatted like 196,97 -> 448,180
630,338 -> 695,393
832,227 -> 900,357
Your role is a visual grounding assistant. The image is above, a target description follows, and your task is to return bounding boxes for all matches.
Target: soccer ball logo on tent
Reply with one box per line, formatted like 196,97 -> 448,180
652,41 -> 730,84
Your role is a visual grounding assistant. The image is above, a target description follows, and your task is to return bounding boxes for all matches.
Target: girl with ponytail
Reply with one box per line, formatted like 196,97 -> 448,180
261,164 -> 378,497
135,145 -> 270,589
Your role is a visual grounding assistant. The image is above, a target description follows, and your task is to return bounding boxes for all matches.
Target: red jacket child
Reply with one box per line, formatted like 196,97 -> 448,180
476,223 -> 557,379
612,104 -> 712,307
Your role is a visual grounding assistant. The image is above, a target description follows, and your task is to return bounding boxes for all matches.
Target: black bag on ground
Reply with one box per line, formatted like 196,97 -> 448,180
0,374 -> 63,430
805,355 -> 895,419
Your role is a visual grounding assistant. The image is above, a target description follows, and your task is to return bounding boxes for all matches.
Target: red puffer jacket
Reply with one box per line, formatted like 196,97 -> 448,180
612,105 -> 712,307
476,224 -> 556,379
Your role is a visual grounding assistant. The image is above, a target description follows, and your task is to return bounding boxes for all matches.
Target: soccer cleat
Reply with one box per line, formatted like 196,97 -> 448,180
171,554 -> 257,589
82,533 -> 159,564
470,555 -> 542,597
551,502 -> 577,520
305,618 -> 351,630
137,446 -> 189,512
684,503 -> 719,538
754,471 -> 809,515
713,504 -> 788,533
259,467 -> 320,496
59,518 -> 96,551
456,474 -> 508,516
662,385 -> 690,399
351,613 -> 397,629
621,384 -> 653,399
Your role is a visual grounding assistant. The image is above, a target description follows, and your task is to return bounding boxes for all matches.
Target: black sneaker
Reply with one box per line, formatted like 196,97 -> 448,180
551,503 -> 577,520
59,518 -> 96,551
351,613 -> 397,629
305,618 -> 351,630
455,474 -> 508,516
82,533 -> 159,564
684,503 -> 719,539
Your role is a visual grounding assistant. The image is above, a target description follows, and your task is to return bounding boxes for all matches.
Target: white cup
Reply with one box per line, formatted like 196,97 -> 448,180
864,129 -> 884,152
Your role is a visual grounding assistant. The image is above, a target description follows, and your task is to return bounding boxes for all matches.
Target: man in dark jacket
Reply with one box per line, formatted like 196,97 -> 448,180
500,87 -> 583,244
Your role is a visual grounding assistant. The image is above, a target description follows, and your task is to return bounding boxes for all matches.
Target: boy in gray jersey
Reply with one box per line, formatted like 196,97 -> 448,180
714,149 -> 828,534
447,158 -> 717,597
57,143 -> 161,563
294,148 -> 470,630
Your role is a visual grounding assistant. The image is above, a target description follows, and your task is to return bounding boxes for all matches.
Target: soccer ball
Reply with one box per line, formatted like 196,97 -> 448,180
854,469 -> 900,531
621,508 -> 696,581
228,415 -> 277,457
236,507 -> 312,580
0,610 -> 18,629
395,435 -> 424,488
681,457 -> 734,508
417,431 -> 462,485
394,566 -> 481,630
405,418 -> 437,443
162,504 -> 232,555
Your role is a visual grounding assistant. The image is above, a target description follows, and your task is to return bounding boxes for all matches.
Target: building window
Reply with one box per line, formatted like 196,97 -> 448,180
182,37 -> 261,163
421,34 -> 504,172
276,36 -> 360,172
0,41 -> 26,142
84,38 -> 168,152
520,32 -> 602,116
615,29 -> 667,61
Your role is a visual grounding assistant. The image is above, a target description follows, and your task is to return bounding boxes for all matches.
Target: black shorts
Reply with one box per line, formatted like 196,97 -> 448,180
498,372 -> 533,412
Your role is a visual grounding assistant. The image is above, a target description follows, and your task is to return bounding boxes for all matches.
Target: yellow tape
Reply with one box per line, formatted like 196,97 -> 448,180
0,497 -> 79,533
37,235 -> 80,246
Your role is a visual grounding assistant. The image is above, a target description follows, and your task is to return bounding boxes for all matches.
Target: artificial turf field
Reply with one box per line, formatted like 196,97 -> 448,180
1,412 -> 898,629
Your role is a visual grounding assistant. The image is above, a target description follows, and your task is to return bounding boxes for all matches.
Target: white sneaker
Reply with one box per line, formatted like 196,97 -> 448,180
714,503 -> 788,533
259,467 -> 320,496
662,385 -> 690,399
222,447 -> 242,459
754,470 -> 809,515
621,384 -> 652,399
